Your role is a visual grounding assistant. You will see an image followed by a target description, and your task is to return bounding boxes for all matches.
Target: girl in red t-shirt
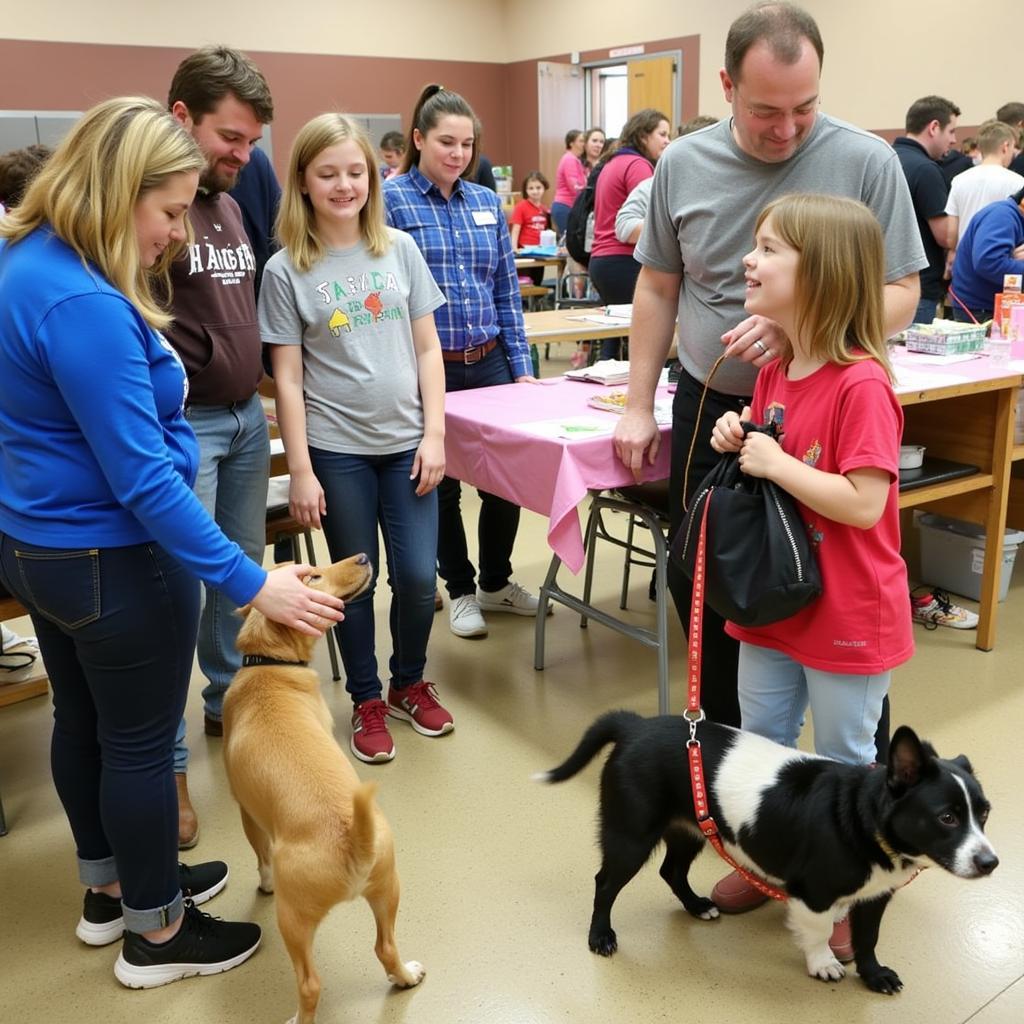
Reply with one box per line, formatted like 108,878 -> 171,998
708,192 -> 913,920
509,171 -> 551,285
712,192 -> 912,762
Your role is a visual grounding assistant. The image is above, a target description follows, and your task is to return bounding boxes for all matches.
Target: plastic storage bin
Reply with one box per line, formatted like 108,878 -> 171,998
917,513 -> 1024,602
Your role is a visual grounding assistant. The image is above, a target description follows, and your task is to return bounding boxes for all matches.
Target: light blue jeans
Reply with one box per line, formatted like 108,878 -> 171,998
173,394 -> 269,773
737,642 -> 890,766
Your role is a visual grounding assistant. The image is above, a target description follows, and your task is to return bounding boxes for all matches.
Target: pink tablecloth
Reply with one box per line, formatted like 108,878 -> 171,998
444,379 -> 672,573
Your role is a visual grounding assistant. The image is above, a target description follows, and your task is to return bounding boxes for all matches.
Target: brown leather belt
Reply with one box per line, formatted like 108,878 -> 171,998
440,339 -> 499,364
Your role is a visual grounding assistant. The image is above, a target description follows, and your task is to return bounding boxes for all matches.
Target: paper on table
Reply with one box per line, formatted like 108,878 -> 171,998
517,415 -> 617,440
893,367 -> 970,391
567,313 -> 633,326
907,352 -> 983,365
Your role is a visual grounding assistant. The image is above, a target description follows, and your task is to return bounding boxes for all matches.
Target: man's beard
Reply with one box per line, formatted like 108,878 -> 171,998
199,164 -> 239,194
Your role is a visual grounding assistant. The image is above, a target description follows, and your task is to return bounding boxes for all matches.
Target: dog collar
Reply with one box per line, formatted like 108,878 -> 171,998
241,654 -> 309,668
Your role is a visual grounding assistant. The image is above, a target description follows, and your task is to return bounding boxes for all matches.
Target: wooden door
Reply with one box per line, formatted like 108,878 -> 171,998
627,55 -> 676,124
537,61 -> 585,195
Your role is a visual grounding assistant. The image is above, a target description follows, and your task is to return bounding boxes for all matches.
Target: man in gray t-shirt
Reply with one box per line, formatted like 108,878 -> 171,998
613,3 -> 926,735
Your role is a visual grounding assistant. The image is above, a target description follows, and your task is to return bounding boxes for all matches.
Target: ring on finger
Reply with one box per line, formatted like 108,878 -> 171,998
754,339 -> 767,354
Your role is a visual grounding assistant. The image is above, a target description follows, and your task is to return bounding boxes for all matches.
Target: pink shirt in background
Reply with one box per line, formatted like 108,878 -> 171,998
590,153 -> 653,259
553,151 -> 587,207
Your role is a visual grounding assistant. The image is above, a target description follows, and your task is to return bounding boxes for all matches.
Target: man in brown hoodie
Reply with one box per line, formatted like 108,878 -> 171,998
164,46 -> 274,848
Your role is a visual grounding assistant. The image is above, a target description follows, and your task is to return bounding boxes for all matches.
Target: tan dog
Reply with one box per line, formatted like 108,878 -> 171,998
222,554 -> 425,1024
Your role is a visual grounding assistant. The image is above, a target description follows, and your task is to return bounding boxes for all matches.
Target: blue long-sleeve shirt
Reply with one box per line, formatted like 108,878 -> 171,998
951,197 -> 1024,313
383,164 -> 531,377
0,227 -> 266,605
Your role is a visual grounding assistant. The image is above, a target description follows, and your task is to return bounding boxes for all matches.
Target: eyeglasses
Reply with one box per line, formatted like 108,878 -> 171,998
733,86 -> 819,122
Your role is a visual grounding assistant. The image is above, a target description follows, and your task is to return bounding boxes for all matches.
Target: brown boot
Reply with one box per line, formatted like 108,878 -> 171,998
176,773 -> 199,850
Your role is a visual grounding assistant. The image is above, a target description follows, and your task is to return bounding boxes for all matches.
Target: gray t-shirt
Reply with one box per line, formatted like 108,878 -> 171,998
259,230 -> 445,455
636,114 -> 928,396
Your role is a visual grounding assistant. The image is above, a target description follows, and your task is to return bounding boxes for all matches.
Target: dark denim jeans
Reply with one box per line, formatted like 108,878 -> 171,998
0,533 -> 198,932
439,345 -> 521,597
588,253 -> 641,360
310,446 -> 438,705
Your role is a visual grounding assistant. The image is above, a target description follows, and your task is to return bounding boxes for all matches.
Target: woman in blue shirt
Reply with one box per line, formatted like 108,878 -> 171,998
0,97 -> 342,989
383,85 -> 547,640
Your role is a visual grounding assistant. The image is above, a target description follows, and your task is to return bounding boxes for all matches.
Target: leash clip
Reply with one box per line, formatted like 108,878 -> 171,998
684,706 -> 705,746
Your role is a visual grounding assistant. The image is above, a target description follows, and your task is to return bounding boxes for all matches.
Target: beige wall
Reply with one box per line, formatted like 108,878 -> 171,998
499,0 -> 1019,131
4,1 -> 1019,130
3,0 -> 509,62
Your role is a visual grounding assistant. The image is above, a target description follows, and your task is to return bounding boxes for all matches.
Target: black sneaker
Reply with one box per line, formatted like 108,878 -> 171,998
114,900 -> 261,989
76,861 -> 229,946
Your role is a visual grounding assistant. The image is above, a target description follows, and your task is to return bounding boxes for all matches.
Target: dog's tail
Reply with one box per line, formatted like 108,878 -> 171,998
534,710 -> 642,784
350,780 -> 379,868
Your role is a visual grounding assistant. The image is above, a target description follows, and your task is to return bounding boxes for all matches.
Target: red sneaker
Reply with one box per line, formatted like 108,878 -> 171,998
387,681 -> 454,737
829,915 -> 854,962
710,869 -> 770,913
350,699 -> 395,763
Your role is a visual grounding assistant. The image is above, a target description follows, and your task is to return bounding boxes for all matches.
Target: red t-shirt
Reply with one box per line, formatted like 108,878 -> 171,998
725,357 -> 914,674
509,199 -> 550,247
590,152 -> 653,258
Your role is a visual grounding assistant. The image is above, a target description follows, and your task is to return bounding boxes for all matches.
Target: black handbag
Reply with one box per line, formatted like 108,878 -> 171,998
670,421 -> 822,627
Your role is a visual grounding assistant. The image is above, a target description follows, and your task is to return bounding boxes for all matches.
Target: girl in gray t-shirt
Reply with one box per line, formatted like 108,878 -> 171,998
258,113 -> 451,765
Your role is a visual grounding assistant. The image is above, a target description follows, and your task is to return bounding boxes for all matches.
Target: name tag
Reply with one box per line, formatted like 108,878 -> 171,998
472,210 -> 497,226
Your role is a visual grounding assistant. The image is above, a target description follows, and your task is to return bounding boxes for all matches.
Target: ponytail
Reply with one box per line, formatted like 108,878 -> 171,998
400,84 -> 481,180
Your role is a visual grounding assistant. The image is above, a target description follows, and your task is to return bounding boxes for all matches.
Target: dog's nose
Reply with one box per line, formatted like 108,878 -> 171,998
974,850 -> 999,875
355,553 -> 369,565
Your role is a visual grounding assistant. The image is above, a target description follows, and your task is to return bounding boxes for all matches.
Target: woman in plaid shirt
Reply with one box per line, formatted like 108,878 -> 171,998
384,85 -> 549,641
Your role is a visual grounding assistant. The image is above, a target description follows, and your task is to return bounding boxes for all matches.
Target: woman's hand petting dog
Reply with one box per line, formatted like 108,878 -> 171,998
251,564 -> 345,636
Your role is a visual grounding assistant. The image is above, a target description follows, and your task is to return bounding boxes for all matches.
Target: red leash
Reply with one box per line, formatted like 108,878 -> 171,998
686,492 -> 789,903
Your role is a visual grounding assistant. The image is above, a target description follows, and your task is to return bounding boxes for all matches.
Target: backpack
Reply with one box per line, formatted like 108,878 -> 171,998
564,148 -> 646,268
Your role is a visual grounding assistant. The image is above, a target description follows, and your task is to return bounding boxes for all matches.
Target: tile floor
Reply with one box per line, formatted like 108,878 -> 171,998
1,356 -> 1022,1024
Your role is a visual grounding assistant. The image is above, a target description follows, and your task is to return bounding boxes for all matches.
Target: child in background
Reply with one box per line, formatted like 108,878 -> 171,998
709,194 -> 913,946
379,130 -> 406,180
260,113 -> 451,764
509,170 -> 550,286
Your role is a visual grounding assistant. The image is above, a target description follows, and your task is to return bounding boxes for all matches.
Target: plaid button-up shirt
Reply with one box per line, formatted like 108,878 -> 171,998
383,165 -> 531,377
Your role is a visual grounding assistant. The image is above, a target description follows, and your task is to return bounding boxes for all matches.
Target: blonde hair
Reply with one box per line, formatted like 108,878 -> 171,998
277,113 -> 390,272
1,96 -> 202,331
754,193 -> 892,380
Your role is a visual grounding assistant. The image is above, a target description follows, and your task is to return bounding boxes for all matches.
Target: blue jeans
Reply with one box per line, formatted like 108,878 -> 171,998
310,446 -> 438,705
439,345 -> 521,597
914,296 -> 940,325
174,393 -> 268,771
551,202 -> 571,236
737,642 -> 890,765
0,534 -> 198,932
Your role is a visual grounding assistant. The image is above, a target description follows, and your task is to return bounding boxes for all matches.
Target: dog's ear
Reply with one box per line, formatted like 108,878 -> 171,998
236,604 -> 254,619
951,753 -> 975,775
887,726 -> 932,791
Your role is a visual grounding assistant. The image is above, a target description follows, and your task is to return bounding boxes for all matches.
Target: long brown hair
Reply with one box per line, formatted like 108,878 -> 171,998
400,84 -> 480,180
754,193 -> 892,379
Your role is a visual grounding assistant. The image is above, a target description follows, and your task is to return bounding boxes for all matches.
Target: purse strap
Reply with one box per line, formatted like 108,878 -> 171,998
681,352 -> 728,514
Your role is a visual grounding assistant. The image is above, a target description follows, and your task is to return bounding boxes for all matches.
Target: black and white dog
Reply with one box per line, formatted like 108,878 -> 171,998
539,713 -> 997,993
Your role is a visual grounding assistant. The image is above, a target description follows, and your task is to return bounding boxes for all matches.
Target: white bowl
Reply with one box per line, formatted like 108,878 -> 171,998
899,445 -> 925,470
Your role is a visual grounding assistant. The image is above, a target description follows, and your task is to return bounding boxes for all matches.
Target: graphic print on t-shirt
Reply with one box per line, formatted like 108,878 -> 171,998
315,269 -> 406,337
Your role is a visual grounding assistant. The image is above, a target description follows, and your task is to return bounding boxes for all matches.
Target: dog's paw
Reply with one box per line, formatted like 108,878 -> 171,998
388,961 -> 426,988
807,949 -> 846,983
588,929 -> 618,957
258,864 -> 274,893
860,965 -> 903,995
686,897 -> 720,921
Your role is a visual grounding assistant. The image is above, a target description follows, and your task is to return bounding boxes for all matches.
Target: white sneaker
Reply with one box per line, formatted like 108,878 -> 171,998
0,629 -> 42,685
476,581 -> 550,617
450,595 -> 488,638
